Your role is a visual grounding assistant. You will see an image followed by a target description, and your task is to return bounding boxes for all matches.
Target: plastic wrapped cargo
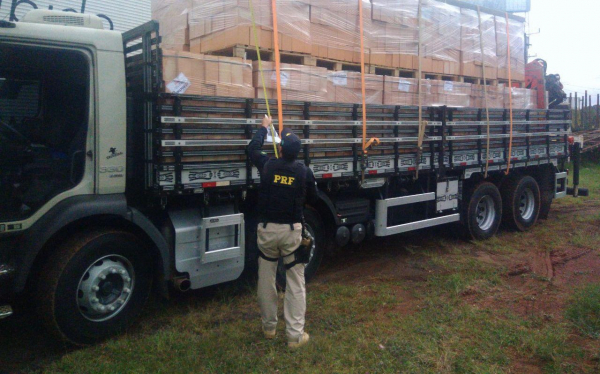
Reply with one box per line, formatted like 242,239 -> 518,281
327,71 -> 384,104
460,8 -> 497,79
162,50 -> 254,98
152,0 -> 192,51
495,16 -> 525,80
369,0 -> 419,69
309,0 -> 372,64
506,87 -> 537,110
253,61 -> 328,102
471,84 -> 505,109
421,0 -> 461,64
425,80 -> 471,107
383,77 -> 420,106
188,0 -> 311,54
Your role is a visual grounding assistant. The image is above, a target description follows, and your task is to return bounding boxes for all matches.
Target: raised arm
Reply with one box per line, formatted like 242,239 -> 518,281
247,116 -> 272,171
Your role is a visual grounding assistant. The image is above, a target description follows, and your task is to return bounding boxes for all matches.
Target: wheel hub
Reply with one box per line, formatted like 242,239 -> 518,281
519,188 -> 535,221
77,256 -> 135,322
476,195 -> 496,231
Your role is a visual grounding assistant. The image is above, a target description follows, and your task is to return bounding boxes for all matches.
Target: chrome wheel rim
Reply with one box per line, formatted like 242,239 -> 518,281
476,195 -> 496,231
519,188 -> 535,221
77,255 -> 135,322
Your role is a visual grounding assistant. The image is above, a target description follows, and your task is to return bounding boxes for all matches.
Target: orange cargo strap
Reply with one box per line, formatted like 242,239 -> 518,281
478,7 -> 491,179
271,0 -> 284,136
415,0 -> 426,179
358,0 -> 380,183
505,12 -> 514,175
249,0 -> 278,158
358,0 -> 368,153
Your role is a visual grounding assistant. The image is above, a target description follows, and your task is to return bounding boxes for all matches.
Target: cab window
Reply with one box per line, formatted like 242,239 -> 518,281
0,44 -> 90,221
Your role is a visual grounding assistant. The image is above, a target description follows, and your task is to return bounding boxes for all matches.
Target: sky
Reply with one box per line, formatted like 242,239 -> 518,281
525,0 -> 600,105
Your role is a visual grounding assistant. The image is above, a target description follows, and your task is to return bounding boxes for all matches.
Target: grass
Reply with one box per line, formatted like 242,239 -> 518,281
566,284 -> 600,339
11,158 -> 600,373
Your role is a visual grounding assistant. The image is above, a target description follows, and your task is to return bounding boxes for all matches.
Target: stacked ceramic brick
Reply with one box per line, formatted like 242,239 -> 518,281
471,84 -> 504,108
187,0 -> 311,55
154,0 -> 534,108
370,0 -> 418,69
460,8 -> 497,79
508,87 -> 537,109
162,50 -> 254,98
470,85 -> 536,110
157,0 -> 524,78
160,52 -> 535,108
308,0 -> 372,64
420,0 -> 462,75
495,16 -> 526,82
152,0 -> 191,51
327,72 -> 384,104
254,61 -> 328,102
383,78 -> 470,107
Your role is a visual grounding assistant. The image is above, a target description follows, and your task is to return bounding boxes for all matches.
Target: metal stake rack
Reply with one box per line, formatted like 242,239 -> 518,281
152,95 -> 570,195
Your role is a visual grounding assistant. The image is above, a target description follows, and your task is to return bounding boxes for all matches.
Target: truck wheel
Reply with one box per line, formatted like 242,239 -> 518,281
462,182 -> 503,240
276,208 -> 325,290
501,175 -> 541,231
36,230 -> 153,345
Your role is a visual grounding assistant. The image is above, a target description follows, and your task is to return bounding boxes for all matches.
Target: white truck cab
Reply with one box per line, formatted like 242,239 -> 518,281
0,12 -> 177,342
0,10 -> 127,231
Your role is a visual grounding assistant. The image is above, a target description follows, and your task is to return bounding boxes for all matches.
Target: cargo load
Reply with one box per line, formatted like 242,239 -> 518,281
153,0 -> 534,109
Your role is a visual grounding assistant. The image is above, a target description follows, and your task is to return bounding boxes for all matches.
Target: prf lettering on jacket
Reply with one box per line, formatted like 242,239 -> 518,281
273,175 -> 295,186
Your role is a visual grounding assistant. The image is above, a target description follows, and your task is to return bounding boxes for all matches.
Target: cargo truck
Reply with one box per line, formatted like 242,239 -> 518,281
0,11 -> 585,344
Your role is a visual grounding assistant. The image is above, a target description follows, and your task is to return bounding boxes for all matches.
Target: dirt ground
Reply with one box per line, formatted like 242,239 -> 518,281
1,200 -> 600,373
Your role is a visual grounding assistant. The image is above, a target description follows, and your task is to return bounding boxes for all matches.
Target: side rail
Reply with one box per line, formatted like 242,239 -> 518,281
152,95 -> 571,196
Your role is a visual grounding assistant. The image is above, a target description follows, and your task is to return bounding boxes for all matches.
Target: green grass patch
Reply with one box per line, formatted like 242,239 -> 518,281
566,283 -> 600,339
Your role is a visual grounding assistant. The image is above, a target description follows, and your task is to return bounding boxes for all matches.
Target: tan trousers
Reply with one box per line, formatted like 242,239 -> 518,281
257,222 -> 306,342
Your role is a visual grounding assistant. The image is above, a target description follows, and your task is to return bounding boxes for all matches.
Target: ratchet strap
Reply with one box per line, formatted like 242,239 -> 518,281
505,12 -> 514,175
271,0 -> 284,136
415,0 -> 427,179
249,0 -> 279,158
358,0 -> 380,182
358,0 -> 369,153
478,7 -> 491,178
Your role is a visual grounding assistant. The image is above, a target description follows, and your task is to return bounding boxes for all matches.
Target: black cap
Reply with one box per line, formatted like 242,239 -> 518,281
280,128 -> 301,159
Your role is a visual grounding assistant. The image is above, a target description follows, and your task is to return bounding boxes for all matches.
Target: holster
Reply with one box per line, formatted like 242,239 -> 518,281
284,227 -> 313,270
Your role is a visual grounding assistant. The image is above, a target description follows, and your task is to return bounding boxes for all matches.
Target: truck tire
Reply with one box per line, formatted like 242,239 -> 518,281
462,181 -> 503,240
501,175 -> 541,231
36,230 -> 153,345
276,208 -> 325,290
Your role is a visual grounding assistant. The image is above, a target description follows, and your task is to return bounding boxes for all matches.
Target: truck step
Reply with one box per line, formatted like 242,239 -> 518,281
0,305 -> 13,320
374,193 -> 460,237
375,214 -> 460,237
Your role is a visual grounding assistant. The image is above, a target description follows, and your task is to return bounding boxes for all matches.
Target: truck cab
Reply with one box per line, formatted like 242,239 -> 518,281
0,12 -> 167,341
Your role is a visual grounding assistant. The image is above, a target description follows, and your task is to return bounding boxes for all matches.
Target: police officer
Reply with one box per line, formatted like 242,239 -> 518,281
247,116 -> 318,349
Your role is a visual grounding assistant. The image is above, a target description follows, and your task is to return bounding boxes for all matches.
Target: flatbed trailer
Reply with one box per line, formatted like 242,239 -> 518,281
125,21 -> 571,240
0,16 -> 582,344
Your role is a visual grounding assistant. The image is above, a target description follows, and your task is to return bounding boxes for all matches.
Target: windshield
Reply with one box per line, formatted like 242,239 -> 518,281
0,44 -> 89,222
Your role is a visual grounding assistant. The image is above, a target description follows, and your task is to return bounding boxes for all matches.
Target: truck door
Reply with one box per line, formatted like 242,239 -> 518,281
0,43 -> 93,224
